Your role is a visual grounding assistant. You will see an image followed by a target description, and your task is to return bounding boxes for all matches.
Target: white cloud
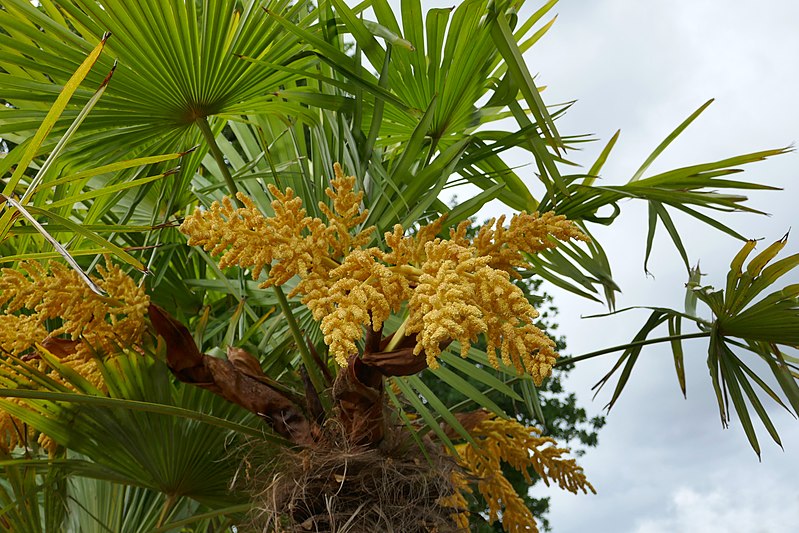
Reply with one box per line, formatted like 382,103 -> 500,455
633,484 -> 799,533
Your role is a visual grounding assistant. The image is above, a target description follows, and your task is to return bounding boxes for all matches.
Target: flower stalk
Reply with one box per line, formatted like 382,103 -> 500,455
196,116 -> 329,403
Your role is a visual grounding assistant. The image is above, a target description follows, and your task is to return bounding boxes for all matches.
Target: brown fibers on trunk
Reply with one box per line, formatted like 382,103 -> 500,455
236,426 -> 467,532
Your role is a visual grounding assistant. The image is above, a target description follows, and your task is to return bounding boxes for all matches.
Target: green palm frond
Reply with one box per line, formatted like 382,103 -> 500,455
0,0 -> 331,253
580,236 -> 799,457
0,457 -> 67,532
544,100 -> 787,224
272,0 -> 564,213
0,39 -> 196,281
532,100 -> 789,303
66,478 -> 192,533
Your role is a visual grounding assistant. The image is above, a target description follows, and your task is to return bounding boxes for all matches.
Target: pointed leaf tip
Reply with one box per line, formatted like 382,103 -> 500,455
746,235 -> 789,276
99,60 -> 118,88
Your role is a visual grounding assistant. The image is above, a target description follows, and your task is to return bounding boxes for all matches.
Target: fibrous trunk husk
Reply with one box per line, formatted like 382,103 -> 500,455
238,425 -> 466,533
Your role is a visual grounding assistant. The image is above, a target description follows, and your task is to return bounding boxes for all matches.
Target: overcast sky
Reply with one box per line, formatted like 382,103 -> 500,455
364,1 -> 799,531
525,2 -> 799,532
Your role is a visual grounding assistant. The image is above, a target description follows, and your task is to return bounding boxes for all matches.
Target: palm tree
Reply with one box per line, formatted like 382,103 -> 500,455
1,0 -> 797,531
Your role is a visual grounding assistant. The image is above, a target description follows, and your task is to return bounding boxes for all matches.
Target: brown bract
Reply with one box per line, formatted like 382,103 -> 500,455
148,304 -> 316,446
148,304 -> 446,447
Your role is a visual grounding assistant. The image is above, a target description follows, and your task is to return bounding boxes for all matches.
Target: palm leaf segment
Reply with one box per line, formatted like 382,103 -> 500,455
698,236 -> 799,456
268,0 -> 564,216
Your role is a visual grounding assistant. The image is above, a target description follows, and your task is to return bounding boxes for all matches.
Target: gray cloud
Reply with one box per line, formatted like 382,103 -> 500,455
633,481 -> 799,533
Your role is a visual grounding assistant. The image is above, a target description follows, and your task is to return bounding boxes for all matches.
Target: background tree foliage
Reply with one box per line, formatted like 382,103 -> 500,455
0,0 -> 797,531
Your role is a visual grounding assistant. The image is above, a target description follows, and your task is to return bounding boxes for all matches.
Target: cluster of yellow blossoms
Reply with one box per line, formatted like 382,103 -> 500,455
181,164 -> 586,383
0,259 -> 148,454
449,417 -> 595,533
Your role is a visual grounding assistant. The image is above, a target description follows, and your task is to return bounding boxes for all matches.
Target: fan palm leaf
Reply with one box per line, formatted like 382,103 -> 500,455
0,349 -> 263,508
0,0 -> 314,161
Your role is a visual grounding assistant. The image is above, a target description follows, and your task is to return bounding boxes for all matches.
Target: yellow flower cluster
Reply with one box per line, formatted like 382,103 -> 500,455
453,212 -> 588,277
181,163 -> 372,289
0,260 -> 148,360
453,417 -> 594,533
0,259 -> 148,454
180,164 -> 585,377
438,470 -> 472,530
405,238 -> 558,383
302,249 -> 410,365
